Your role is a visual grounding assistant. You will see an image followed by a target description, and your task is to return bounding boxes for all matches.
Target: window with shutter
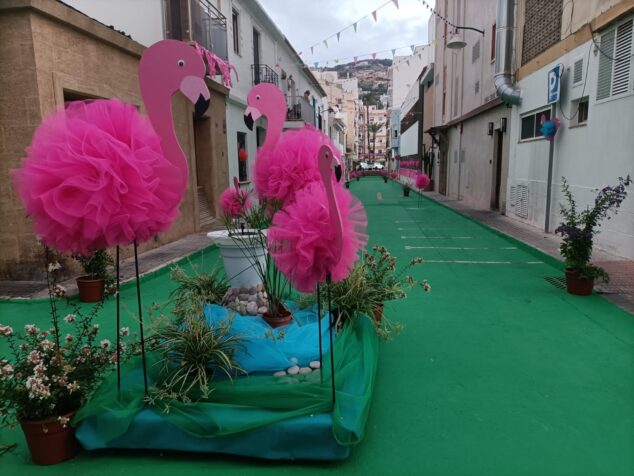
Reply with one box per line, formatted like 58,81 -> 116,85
596,18 -> 633,101
612,20 -> 632,95
572,57 -> 583,85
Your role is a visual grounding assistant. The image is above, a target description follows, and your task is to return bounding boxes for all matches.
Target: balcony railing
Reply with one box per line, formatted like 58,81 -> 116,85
164,0 -> 228,60
252,64 -> 279,87
285,96 -> 315,125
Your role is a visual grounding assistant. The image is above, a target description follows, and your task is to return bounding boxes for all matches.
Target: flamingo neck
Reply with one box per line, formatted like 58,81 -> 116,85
260,109 -> 285,153
144,92 -> 188,201
320,167 -> 344,265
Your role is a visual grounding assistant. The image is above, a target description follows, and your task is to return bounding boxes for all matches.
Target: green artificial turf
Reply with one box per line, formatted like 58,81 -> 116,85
1,177 -> 633,475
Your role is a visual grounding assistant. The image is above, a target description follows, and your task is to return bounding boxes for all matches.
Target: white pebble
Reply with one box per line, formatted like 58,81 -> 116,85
289,357 -> 298,364
309,360 -> 321,369
257,306 -> 268,315
287,365 -> 300,375
299,367 -> 312,374
246,302 -> 258,315
273,370 -> 286,377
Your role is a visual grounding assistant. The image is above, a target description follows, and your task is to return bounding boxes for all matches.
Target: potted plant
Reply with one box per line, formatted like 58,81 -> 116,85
74,250 -> 114,302
555,176 -> 631,295
0,261 -> 134,464
403,183 -> 410,197
211,184 -> 291,327
422,152 -> 434,191
328,245 -> 430,340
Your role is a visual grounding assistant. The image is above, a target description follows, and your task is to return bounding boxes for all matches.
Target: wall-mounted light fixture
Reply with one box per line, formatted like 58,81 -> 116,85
500,117 -> 507,133
487,122 -> 494,136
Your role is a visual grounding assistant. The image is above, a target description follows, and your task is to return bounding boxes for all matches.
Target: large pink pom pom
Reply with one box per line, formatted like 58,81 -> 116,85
268,181 -> 367,293
390,172 -> 398,179
254,126 -> 341,205
416,173 -> 431,190
11,100 -> 180,254
220,187 -> 252,218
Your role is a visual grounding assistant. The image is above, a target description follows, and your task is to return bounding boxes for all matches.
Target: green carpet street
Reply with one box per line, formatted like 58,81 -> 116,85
1,177 -> 632,475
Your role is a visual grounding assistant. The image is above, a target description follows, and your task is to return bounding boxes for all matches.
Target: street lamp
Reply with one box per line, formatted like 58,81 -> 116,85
446,26 -> 485,50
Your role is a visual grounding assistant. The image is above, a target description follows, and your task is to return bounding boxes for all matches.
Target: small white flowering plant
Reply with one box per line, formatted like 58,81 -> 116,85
0,260 -> 135,427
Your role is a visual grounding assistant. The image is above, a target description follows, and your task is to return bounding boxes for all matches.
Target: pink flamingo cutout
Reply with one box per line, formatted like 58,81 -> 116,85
12,40 -> 210,255
268,145 -> 367,293
243,83 -> 341,205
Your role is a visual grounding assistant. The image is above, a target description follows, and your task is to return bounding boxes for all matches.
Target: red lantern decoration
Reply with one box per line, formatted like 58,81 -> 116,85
238,148 -> 248,162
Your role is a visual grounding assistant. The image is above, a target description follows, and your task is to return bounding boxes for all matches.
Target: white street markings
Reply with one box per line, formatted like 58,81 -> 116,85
422,260 -> 544,264
404,245 -> 517,250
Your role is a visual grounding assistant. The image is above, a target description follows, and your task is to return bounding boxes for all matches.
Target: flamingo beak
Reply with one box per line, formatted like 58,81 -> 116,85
334,164 -> 342,183
180,76 -> 210,118
244,106 -> 261,131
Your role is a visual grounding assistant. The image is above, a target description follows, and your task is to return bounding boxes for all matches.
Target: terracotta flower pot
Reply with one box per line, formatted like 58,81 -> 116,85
76,276 -> 104,302
20,412 -> 81,465
263,303 -> 293,328
565,268 -> 594,296
373,304 -> 384,324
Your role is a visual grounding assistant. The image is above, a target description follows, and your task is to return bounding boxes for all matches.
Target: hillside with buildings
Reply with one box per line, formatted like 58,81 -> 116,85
321,59 -> 391,106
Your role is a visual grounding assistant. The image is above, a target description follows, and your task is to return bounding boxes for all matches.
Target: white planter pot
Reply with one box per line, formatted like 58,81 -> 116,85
207,230 -> 267,289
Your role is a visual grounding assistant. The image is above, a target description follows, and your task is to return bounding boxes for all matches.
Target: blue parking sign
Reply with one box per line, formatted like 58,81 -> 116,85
548,64 -> 562,104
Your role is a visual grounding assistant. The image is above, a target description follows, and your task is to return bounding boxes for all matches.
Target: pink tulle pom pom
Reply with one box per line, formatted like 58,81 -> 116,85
416,173 -> 431,190
11,99 -> 181,255
220,187 -> 252,218
390,172 -> 398,179
254,126 -> 340,205
268,181 -> 367,293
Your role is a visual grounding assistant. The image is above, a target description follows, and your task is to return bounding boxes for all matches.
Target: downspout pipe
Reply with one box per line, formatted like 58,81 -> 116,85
494,0 -> 522,105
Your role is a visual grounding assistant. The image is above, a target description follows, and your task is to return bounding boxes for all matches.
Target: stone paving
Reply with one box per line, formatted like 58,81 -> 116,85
2,193 -> 633,315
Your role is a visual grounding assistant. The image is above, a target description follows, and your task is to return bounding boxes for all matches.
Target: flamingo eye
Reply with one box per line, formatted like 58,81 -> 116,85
255,95 -> 261,100
177,59 -> 185,67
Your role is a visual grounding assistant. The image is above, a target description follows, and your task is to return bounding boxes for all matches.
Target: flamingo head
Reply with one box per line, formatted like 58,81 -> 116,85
139,40 -> 211,118
244,83 -> 286,130
318,145 -> 343,183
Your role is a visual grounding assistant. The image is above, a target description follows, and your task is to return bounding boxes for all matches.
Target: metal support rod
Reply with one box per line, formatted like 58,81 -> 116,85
133,241 -> 148,395
316,283 -> 323,384
545,103 -> 557,232
116,246 -> 121,393
454,25 -> 485,35
326,273 -> 336,406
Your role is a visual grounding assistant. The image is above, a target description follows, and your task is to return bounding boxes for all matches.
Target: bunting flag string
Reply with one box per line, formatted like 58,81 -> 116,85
300,0 -> 395,57
308,42 -> 427,69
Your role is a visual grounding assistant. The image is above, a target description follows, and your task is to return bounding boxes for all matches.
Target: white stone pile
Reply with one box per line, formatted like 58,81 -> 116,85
223,284 -> 268,315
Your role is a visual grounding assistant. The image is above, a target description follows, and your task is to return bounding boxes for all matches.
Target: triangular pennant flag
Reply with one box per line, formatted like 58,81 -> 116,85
372,52 -> 377,59
337,32 -> 341,42
410,44 -> 415,53
299,51 -> 303,56
392,0 -> 399,8
314,62 -> 319,68
324,39 -> 328,48
334,59 -> 339,64
372,10 -> 377,22
406,59 -> 410,66
353,22 -> 358,32
311,46 -> 314,54
391,49 -> 396,56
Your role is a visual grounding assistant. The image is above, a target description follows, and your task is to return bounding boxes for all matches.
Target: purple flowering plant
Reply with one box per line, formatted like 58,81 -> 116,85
0,259 -> 135,427
555,175 -> 631,280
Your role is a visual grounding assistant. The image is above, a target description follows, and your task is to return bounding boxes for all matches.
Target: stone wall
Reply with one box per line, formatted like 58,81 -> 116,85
0,1 -> 227,279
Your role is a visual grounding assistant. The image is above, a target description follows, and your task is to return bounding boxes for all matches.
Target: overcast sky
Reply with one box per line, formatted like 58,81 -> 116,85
259,0 -> 432,64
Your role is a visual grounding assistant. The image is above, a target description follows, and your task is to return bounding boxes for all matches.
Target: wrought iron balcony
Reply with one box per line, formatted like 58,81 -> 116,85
285,96 -> 315,125
252,64 -> 279,87
164,0 -> 228,60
